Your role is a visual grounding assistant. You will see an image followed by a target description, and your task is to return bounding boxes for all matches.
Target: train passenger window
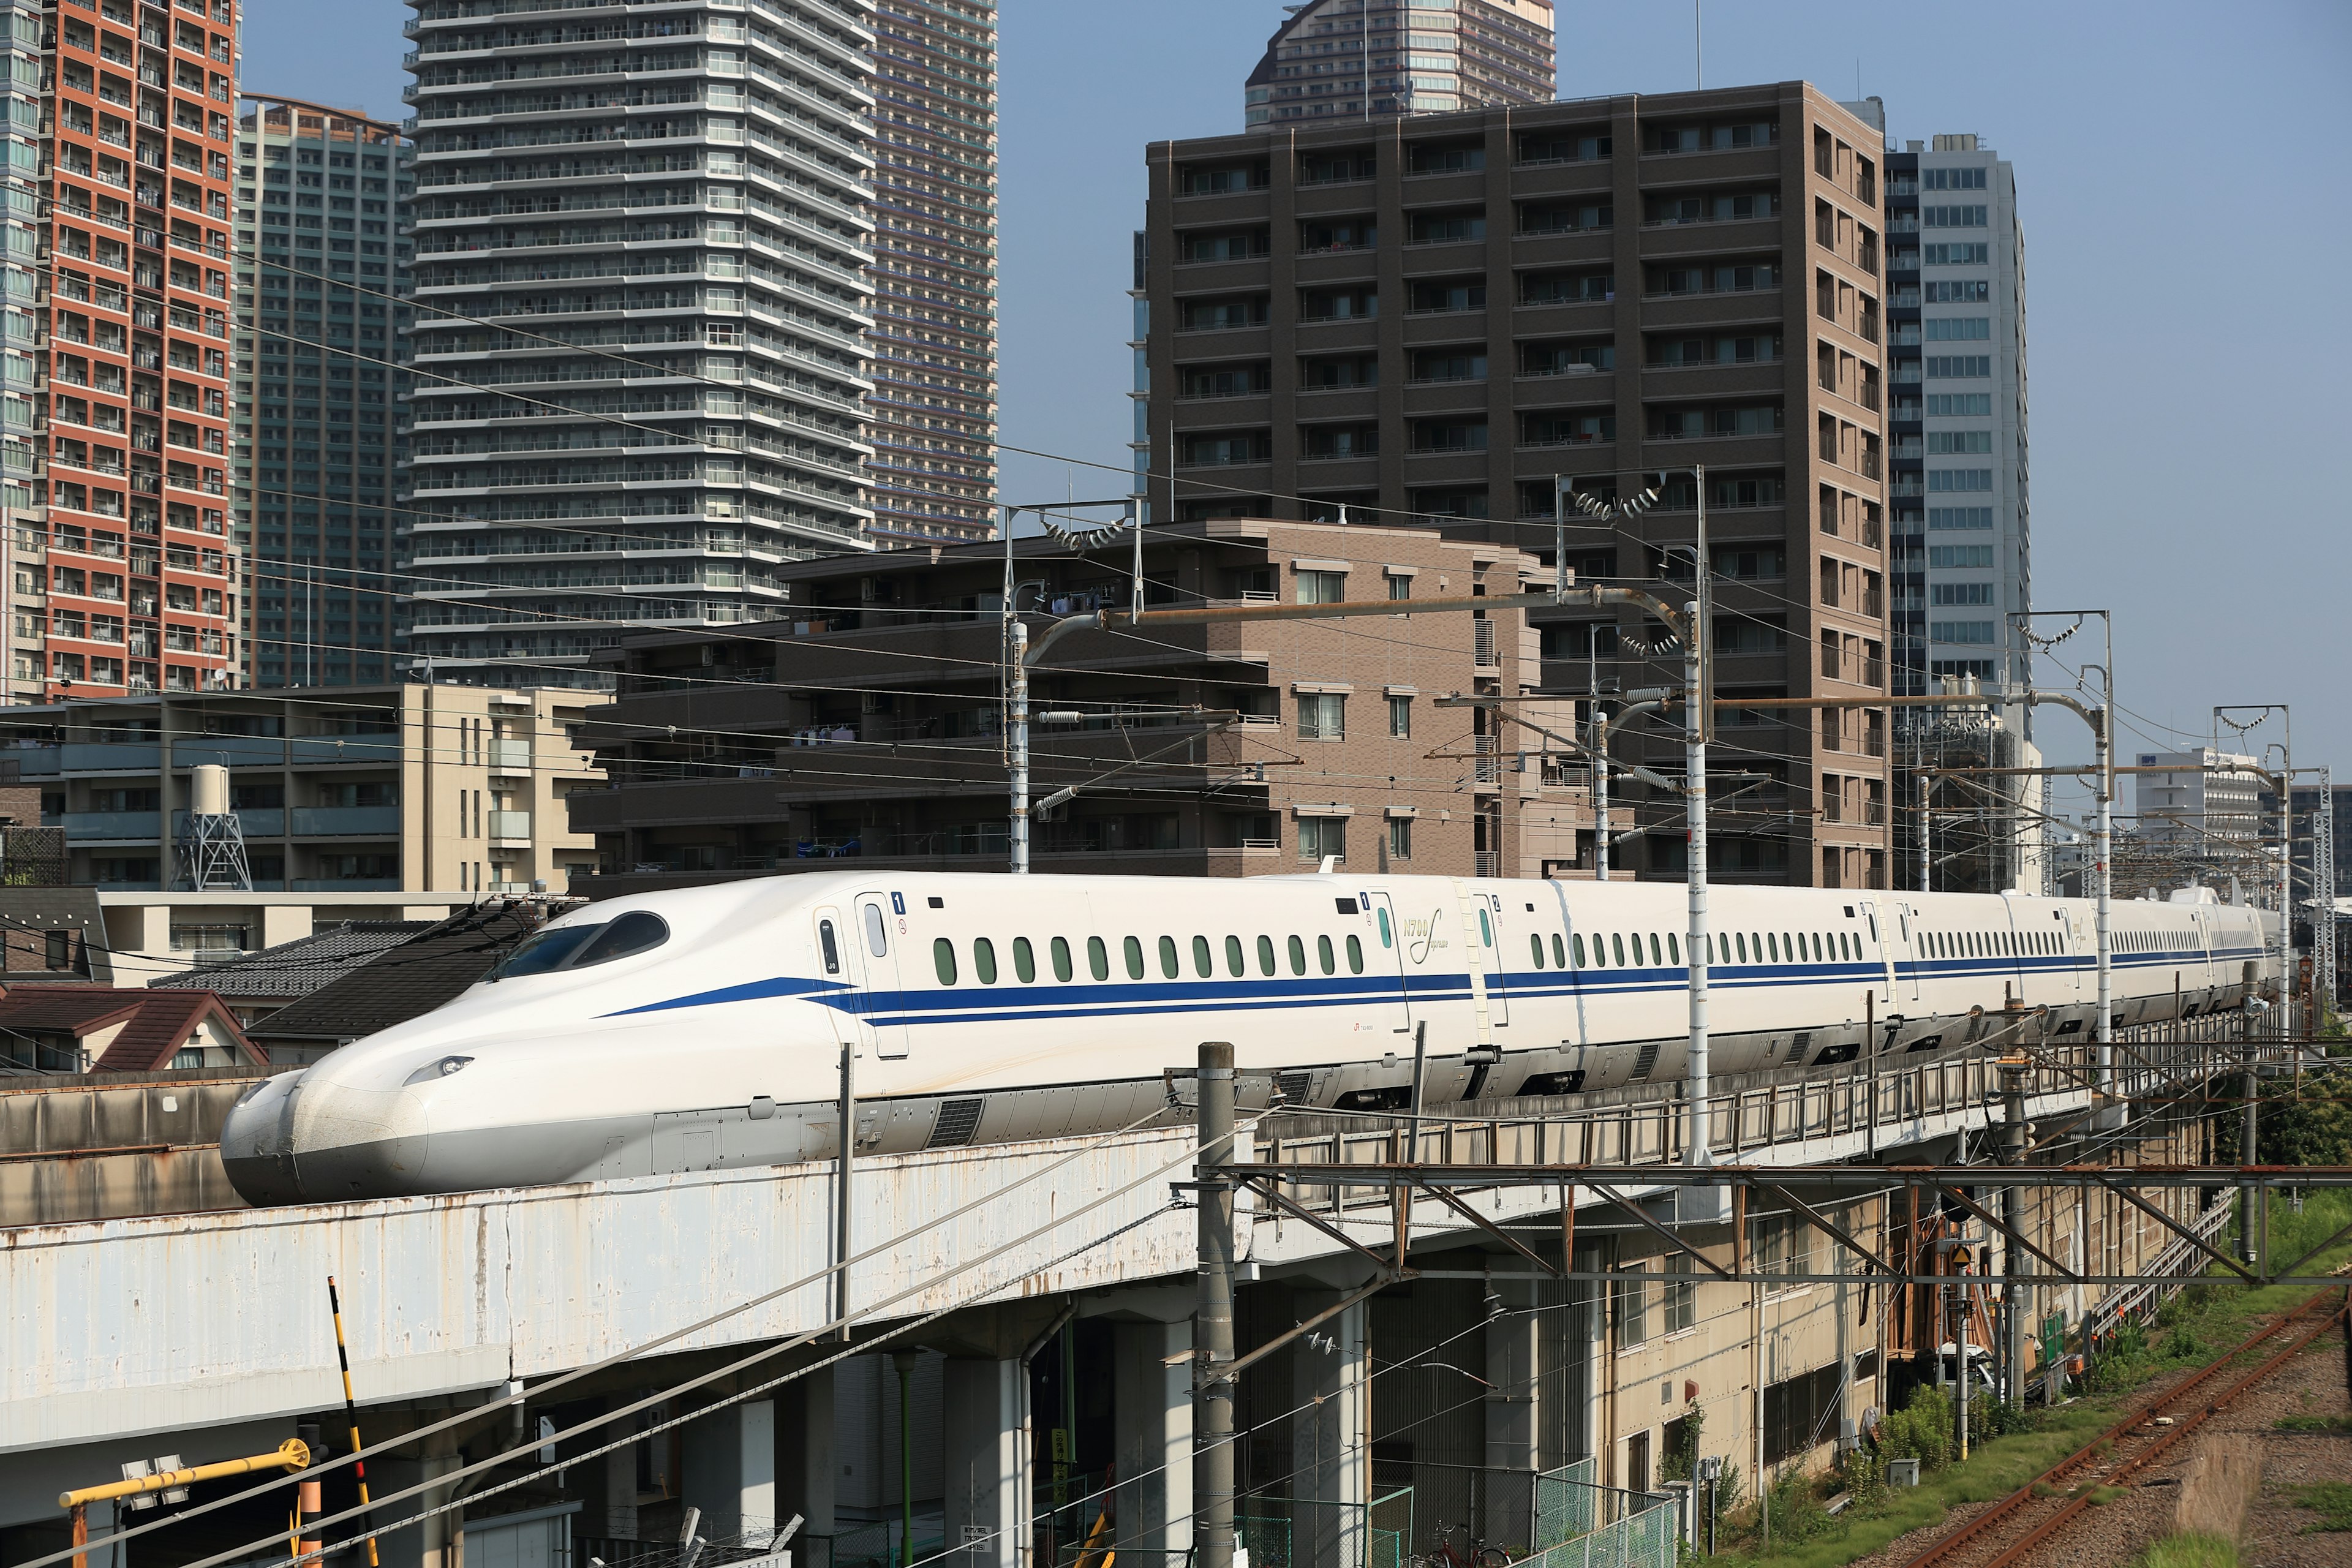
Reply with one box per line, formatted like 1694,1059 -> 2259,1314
973,938 -> 998,985
1573,933 -> 1586,967
1649,933 -> 1663,965
1347,935 -> 1364,973
1257,935 -> 1277,976
818,920 -> 840,976
1194,935 -> 1213,978
1159,936 -> 1180,979
1226,935 -> 1246,976
573,911 -> 671,969
1736,933 -> 1749,963
1124,936 -> 1146,980
1668,933 -> 1681,964
1477,907 -> 1493,945
1317,935 -> 1335,975
1014,937 -> 1037,983
1088,936 -> 1110,981
1287,935 -> 1307,975
862,904 -> 889,957
1052,936 -> 1074,982
1767,933 -> 1779,963
1531,934 -> 1547,968
1611,933 -> 1626,966
1783,933 -> 1795,963
933,938 -> 957,985
1376,908 -> 1393,948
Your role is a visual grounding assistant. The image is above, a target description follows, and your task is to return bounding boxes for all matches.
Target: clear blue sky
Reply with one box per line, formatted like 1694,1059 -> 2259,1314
244,1 -> 2350,791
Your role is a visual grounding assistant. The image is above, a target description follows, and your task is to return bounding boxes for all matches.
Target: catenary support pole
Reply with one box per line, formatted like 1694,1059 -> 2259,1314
1999,1060 -> 2029,1404
2243,1023 -> 2261,1268
837,1041 -> 856,1342
2094,702 -> 2115,1118
1009,620 -> 1030,874
1593,703 -> 1610,882
1684,597 -> 1709,1178
1920,771 -> 1931,894
1194,1042 -> 1237,1568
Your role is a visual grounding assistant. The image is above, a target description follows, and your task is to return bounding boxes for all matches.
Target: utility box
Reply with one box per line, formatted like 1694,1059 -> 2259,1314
1887,1459 -> 1921,1488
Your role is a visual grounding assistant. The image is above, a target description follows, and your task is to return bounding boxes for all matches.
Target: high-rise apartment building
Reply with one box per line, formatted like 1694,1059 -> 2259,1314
231,97 -> 412,688
1878,131 -> 2028,701
862,0 -> 996,545
21,0 -> 241,702
399,0 -> 878,689
1,0 -> 47,704
1144,83 -> 1893,888
1244,0 -> 1555,129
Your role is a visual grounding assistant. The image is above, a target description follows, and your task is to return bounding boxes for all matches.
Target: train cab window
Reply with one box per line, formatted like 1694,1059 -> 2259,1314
1347,934 -> 1365,973
933,938 -> 958,985
1477,907 -> 1493,945
1088,936 -> 1111,981
1257,935 -> 1277,976
1551,933 -> 1566,967
1376,908 -> 1393,948
973,938 -> 998,984
1014,937 -> 1037,982
1052,936 -> 1075,981
1194,935 -> 1214,978
1531,934 -> 1547,968
1226,935 -> 1246,976
1287,935 -> 1307,975
817,920 -> 842,976
862,904 -> 889,957
1123,936 -> 1146,980
571,911 -> 671,968
1317,934 -> 1336,974
1159,936 -> 1180,979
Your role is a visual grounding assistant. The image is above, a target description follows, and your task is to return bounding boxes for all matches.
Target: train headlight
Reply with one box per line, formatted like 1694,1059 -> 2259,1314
404,1055 -> 475,1087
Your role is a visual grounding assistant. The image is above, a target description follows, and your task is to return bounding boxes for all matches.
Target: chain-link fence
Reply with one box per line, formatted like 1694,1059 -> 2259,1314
1514,1466 -> 1673,1568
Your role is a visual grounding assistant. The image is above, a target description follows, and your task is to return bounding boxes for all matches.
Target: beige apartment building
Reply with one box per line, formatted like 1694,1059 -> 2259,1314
0,682 -> 604,906
1141,81 -> 1891,888
569,518 -> 1603,894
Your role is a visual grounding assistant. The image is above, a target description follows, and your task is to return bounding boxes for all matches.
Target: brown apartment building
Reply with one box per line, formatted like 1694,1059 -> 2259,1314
1142,81 -> 1893,888
568,519 -> 1603,895
21,0 -> 241,701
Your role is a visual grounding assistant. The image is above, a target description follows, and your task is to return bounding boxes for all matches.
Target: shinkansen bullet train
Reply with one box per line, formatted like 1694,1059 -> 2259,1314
221,872 -> 2278,1205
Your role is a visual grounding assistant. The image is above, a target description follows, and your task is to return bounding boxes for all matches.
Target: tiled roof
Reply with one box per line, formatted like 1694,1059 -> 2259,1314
247,903 -> 546,1046
0,984 -> 262,1072
148,921 -> 433,1001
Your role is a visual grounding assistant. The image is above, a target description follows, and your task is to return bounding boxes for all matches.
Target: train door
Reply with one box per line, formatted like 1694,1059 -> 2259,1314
812,905 -> 874,1059
1890,903 -> 1924,1002
1856,898 -> 1898,1009
854,892 -> 910,1060
1478,891 -> 1512,1026
2056,909 -> 2084,999
1359,890 -> 1416,1035
1450,881 -> 1507,1032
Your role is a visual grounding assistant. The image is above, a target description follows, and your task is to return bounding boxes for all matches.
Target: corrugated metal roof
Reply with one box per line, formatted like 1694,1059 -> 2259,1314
147,921 -> 432,1000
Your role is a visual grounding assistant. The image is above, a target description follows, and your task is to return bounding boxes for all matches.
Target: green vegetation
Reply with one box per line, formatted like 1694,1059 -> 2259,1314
2274,1412 -> 2352,1433
2293,1481 -> 2352,1532
2136,1534 -> 2239,1568
1700,1188 -> 2352,1567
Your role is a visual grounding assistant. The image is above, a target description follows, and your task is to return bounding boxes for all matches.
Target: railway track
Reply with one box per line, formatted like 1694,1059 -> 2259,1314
1895,1286 -> 2352,1568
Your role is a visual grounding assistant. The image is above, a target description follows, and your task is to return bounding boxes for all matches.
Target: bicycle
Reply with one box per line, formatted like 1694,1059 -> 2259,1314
1420,1520 -> 1512,1568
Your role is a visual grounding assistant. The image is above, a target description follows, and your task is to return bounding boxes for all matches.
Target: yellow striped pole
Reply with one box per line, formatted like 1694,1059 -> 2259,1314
328,1276 -> 380,1568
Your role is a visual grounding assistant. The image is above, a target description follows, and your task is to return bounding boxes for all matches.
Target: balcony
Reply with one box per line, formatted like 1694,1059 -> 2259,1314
62,810 -> 160,839
488,737 -> 533,773
61,742 -> 160,771
290,806 -> 401,837
488,810 -> 532,845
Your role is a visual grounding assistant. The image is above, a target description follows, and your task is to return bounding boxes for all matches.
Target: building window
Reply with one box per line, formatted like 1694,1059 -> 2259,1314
1298,816 -> 1346,864
1297,692 -> 1345,741
1616,1264 -> 1649,1346
1389,696 -> 1411,737
1295,568 -> 1346,603
1387,817 -> 1412,862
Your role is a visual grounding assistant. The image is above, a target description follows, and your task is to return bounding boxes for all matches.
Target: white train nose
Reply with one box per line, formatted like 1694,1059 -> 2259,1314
221,1071 -> 307,1205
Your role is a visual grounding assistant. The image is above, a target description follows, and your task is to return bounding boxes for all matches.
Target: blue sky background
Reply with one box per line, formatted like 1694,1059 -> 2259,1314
246,1 -> 2350,792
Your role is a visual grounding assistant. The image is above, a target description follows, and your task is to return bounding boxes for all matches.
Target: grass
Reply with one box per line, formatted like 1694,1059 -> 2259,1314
1701,1189 -> 2352,1568
2293,1481 -> 2352,1532
2137,1534 -> 2240,1568
2274,1413 -> 2352,1433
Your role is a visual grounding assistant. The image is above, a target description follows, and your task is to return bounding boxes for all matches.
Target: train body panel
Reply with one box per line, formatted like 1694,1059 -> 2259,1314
219,871 -> 2277,1205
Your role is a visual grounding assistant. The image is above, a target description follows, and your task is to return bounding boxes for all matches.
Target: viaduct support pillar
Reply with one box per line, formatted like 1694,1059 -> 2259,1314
1291,1292 -> 1367,1568
943,1358 -> 1026,1568
1115,1320 -> 1194,1568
